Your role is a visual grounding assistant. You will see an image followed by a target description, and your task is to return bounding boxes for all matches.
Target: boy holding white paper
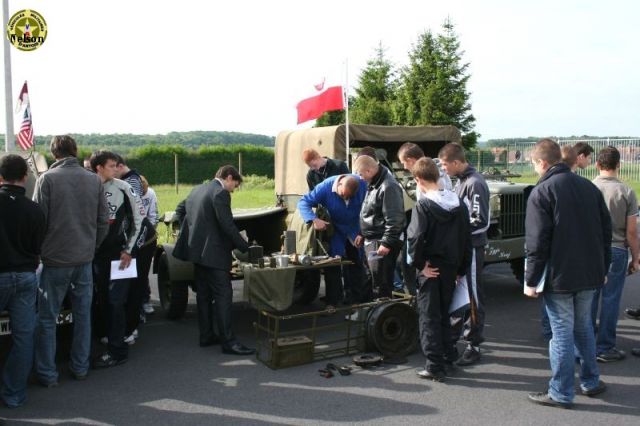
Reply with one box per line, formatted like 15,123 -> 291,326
90,151 -> 143,368
407,158 -> 471,381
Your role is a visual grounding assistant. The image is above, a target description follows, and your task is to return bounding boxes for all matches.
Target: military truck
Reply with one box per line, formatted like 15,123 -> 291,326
155,124 -> 529,319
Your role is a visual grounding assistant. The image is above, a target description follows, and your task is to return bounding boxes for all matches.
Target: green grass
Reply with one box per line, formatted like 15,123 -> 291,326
154,175 -> 276,214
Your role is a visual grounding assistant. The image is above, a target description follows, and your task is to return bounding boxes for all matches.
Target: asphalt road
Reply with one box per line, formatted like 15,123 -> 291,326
1,264 -> 639,425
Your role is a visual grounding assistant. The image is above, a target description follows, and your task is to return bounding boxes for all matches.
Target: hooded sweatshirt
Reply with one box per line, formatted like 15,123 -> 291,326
407,189 -> 472,276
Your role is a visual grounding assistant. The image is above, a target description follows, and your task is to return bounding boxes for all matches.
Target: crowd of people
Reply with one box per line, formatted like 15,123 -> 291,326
1,136 -> 639,410
299,140 -> 640,408
0,136 -> 159,408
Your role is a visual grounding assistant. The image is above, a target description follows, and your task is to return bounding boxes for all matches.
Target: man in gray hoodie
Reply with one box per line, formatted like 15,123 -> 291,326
439,143 -> 490,366
34,136 -> 109,386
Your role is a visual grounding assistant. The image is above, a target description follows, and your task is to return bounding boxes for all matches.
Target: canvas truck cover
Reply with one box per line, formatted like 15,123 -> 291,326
275,124 -> 461,196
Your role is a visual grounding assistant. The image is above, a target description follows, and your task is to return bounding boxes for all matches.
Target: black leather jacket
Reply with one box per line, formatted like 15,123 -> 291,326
359,166 -> 405,249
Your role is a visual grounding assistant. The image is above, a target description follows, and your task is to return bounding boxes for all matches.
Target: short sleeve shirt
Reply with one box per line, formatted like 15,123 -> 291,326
593,175 -> 638,249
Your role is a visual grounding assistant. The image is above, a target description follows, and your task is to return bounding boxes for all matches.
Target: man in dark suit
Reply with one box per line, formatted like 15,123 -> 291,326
173,165 -> 253,355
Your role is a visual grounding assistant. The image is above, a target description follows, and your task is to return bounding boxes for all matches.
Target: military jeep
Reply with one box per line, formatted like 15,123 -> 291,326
155,124 -> 528,319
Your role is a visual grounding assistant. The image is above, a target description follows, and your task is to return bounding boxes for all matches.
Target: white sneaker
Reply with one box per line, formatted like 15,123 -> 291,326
143,303 -> 155,315
132,329 -> 139,339
345,311 -> 360,321
99,337 -> 108,345
124,333 -> 136,345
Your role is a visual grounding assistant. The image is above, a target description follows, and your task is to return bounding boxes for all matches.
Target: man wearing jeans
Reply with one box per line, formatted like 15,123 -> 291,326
525,139 -> 611,409
34,136 -> 109,386
0,155 -> 45,407
591,146 -> 639,362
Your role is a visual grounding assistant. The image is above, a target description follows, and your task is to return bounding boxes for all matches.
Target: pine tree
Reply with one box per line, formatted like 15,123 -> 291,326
437,17 -> 478,147
394,19 -> 479,148
351,43 -> 397,125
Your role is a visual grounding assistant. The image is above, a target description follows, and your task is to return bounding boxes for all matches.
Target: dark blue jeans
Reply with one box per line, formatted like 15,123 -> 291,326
36,263 -> 93,384
591,247 -> 628,354
544,290 -> 600,404
0,271 -> 37,408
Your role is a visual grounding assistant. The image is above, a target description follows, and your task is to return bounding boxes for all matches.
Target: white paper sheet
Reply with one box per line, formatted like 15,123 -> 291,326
110,259 -> 138,280
523,258 -> 546,294
449,275 -> 470,313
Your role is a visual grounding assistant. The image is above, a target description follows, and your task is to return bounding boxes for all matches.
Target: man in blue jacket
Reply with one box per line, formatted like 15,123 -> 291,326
525,139 -> 611,409
298,174 -> 367,306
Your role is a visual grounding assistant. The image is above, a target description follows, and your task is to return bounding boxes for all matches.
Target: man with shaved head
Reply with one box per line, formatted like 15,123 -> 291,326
298,174 -> 368,307
353,155 -> 405,302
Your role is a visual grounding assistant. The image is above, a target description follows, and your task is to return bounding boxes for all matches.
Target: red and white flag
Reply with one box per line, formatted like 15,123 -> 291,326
296,86 -> 344,124
15,82 -> 34,150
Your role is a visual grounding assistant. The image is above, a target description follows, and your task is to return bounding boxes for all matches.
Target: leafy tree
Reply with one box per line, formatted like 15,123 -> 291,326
350,43 -> 397,125
394,18 -> 479,148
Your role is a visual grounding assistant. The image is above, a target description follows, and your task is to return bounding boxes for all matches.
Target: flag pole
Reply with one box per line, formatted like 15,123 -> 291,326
344,58 -> 350,167
3,0 -> 15,152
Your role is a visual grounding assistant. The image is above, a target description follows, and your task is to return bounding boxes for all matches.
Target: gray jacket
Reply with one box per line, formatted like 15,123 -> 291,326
33,157 -> 109,266
454,165 -> 490,247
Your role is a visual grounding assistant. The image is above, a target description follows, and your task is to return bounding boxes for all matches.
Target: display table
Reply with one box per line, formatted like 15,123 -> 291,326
241,258 -> 343,312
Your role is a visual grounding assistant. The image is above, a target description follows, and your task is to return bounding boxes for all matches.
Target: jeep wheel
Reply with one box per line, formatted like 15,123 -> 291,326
510,258 -> 525,284
157,252 -> 189,320
292,270 -> 321,305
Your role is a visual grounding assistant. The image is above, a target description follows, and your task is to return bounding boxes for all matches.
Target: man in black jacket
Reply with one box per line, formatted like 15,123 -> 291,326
407,158 -> 471,382
303,148 -> 350,190
353,155 -> 405,301
173,165 -> 253,355
0,155 -> 45,408
525,139 -> 611,409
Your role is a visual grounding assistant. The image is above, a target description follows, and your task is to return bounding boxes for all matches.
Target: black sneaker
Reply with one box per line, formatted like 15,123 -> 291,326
632,348 -> 640,357
596,348 -> 626,363
456,347 -> 481,366
93,352 -> 128,369
581,380 -> 606,397
624,307 -> 640,320
527,392 -> 572,409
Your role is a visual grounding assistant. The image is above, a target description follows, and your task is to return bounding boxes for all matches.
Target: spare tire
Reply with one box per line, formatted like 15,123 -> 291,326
366,302 -> 418,359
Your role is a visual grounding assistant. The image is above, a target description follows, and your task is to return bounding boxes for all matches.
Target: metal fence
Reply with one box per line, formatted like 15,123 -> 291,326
472,139 -> 640,183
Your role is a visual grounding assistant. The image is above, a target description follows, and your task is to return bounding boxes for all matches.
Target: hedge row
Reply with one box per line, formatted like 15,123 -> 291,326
125,145 -> 274,184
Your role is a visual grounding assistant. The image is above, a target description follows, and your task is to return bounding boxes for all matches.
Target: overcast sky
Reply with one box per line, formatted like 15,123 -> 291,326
2,0 -> 639,141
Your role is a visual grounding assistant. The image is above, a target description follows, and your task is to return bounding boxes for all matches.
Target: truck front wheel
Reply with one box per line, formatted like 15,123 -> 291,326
292,270 -> 321,305
157,252 -> 189,320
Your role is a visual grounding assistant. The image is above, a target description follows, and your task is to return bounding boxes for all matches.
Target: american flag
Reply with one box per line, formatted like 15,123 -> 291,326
15,82 -> 34,151
17,105 -> 34,150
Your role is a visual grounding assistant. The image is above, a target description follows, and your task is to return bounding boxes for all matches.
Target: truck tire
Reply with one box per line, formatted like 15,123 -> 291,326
292,270 -> 321,305
366,302 -> 418,359
157,252 -> 189,320
510,258 -> 525,284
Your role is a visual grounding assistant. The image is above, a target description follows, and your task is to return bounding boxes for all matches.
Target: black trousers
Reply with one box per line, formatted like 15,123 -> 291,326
93,258 -> 130,360
450,247 -> 485,346
417,265 -> 457,372
323,241 -> 365,305
125,241 -> 155,335
193,264 -> 235,345
364,239 -> 400,300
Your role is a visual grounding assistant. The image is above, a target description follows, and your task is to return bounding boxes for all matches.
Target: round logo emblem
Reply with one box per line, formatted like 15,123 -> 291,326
6,9 -> 48,51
